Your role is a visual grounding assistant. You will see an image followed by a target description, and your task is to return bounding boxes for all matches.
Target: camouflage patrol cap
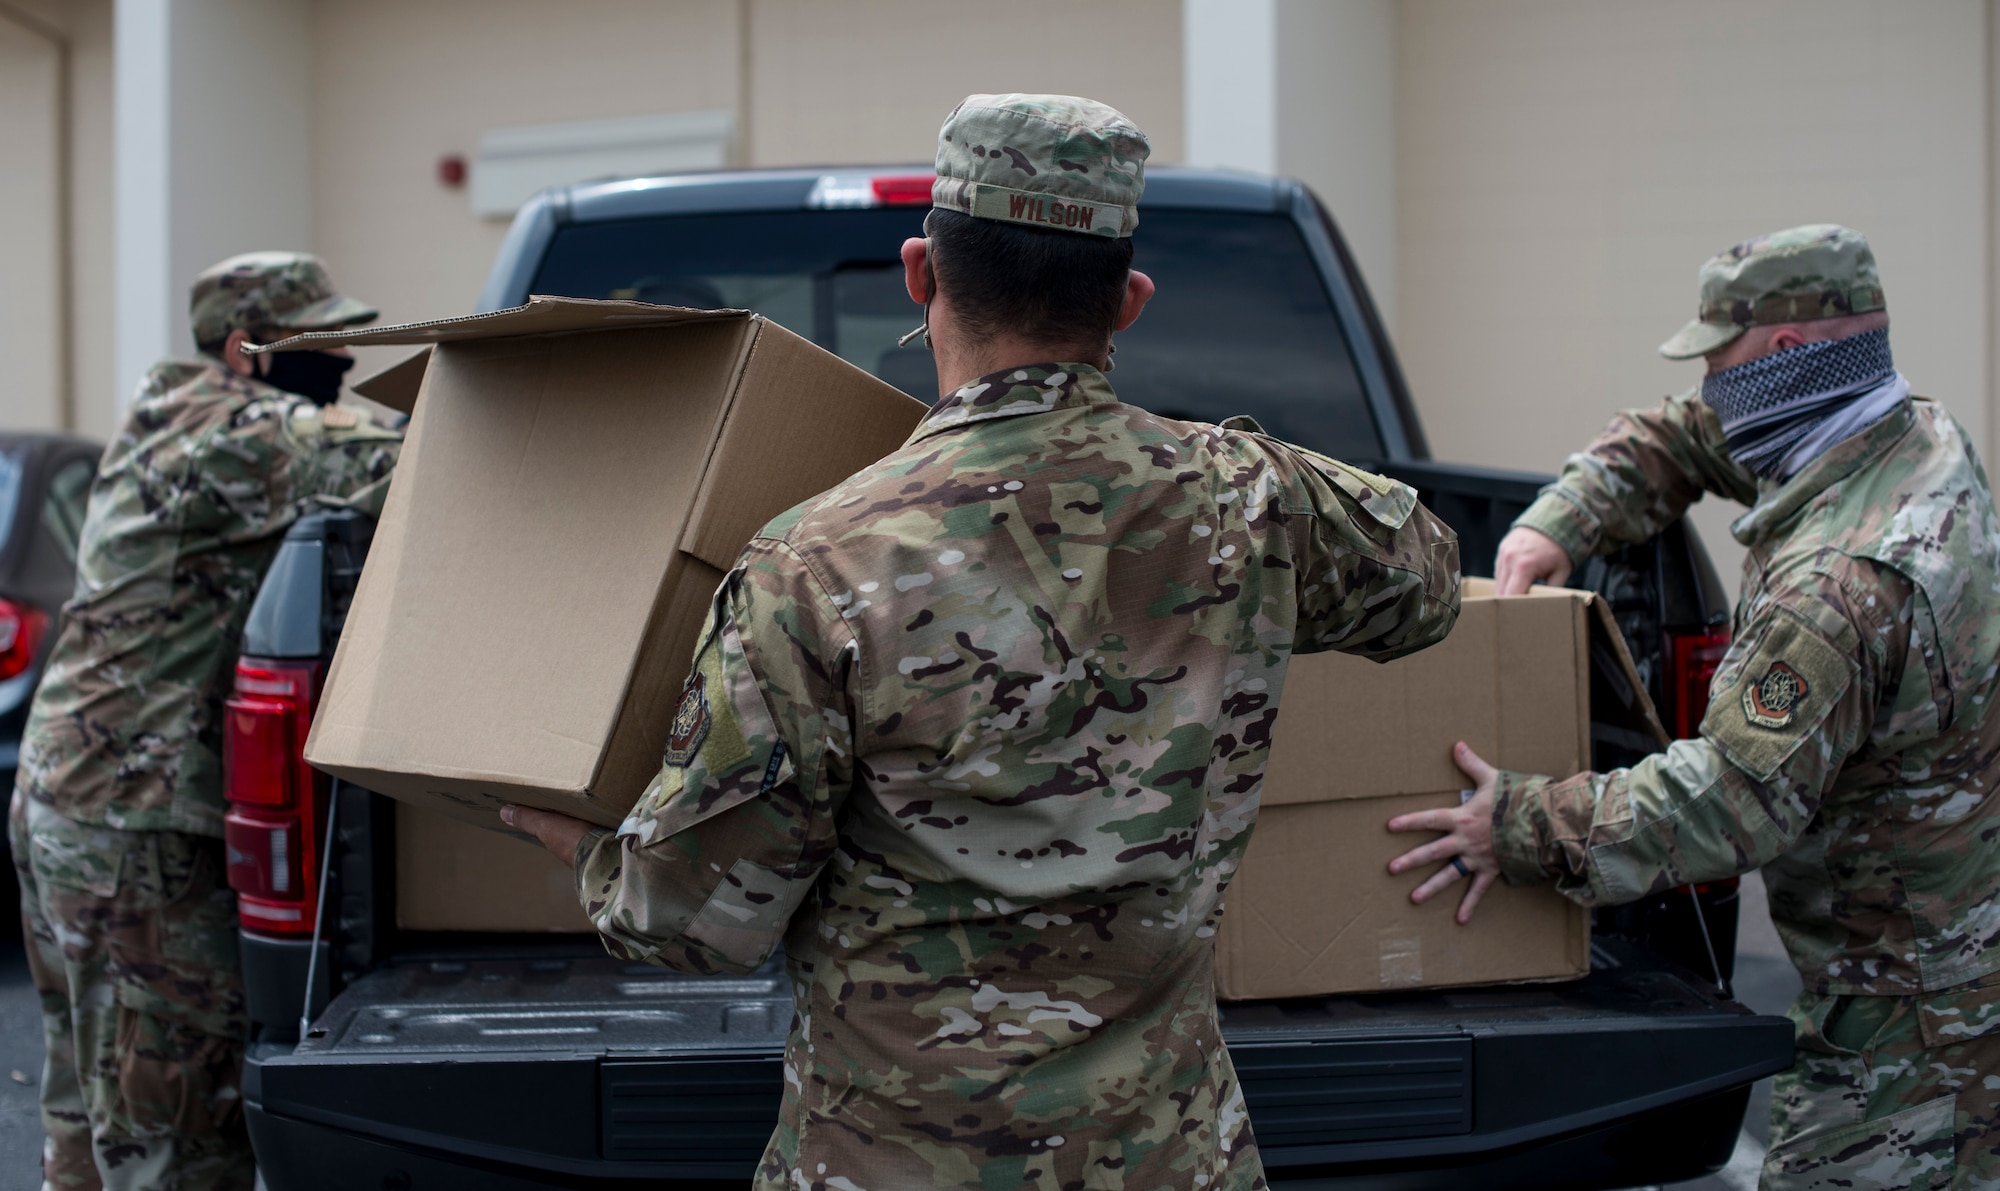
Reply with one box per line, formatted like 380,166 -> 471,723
932,93 -> 1149,238
1659,224 -> 1885,360
189,251 -> 378,347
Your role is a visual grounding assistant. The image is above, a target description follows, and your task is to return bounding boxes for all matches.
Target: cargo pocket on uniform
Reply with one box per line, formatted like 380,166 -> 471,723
26,805 -> 129,899
106,834 -> 245,1039
1763,1093 -> 1956,1191
108,1001 -> 245,1140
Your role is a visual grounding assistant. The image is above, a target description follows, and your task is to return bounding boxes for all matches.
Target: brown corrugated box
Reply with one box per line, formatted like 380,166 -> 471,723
257,296 -> 927,833
394,803 -> 590,932
1214,578 -> 1668,1000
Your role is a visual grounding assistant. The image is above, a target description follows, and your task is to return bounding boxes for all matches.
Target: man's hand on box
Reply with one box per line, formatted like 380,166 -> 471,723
1385,742 -> 1501,924
1494,526 -> 1572,596
502,804 -> 595,868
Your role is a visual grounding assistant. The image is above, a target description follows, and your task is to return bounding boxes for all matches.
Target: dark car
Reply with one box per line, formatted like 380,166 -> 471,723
0,432 -> 105,936
231,167 -> 1789,1189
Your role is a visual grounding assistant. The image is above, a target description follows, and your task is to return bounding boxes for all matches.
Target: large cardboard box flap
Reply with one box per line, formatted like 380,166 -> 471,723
265,297 -> 928,828
1215,581 -> 1666,1000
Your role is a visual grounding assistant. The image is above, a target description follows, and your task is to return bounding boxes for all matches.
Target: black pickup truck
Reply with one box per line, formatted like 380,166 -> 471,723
229,167 -> 1789,1189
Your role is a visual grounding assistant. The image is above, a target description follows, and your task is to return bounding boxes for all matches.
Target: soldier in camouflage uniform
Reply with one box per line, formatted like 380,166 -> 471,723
8,252 -> 402,1190
507,94 -> 1460,1191
1388,225 -> 2000,1189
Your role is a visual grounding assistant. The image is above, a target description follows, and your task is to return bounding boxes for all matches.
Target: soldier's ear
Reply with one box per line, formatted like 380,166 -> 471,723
1768,326 -> 1808,353
220,328 -> 259,378
1113,269 -> 1155,333
901,238 -> 932,305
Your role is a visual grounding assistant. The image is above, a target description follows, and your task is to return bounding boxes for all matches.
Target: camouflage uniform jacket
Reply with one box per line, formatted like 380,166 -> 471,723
17,358 -> 401,837
578,363 -> 1460,1190
1505,392 -> 2000,1018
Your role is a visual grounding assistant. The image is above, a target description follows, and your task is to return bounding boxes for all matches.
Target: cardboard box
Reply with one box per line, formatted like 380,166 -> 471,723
1214,579 -> 1668,1000
267,297 -> 928,829
395,802 -> 591,932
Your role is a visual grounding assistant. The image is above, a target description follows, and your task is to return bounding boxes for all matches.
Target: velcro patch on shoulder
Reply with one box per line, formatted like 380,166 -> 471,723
630,603 -> 792,846
290,401 -> 394,444
668,637 -> 751,775
1300,450 -> 1416,530
1701,605 -> 1854,782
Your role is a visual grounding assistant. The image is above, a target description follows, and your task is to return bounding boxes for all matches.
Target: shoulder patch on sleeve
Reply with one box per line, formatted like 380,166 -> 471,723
1298,449 -> 1416,530
1702,605 -> 1854,782
624,595 -> 786,848
286,400 -> 397,447
664,672 -> 714,768
666,639 -> 751,775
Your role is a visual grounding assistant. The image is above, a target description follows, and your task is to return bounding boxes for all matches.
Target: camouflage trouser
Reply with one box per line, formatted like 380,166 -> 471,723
1764,991 -> 2000,1190
8,790 -> 253,1191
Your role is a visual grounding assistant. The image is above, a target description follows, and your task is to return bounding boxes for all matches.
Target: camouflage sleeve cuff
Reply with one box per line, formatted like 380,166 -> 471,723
573,827 -> 615,913
1513,490 -> 1600,564
1491,769 -> 1564,886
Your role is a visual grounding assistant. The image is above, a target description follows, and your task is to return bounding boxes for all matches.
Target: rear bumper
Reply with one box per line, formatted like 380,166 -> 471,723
245,941 -> 1792,1190
245,1084 -> 1755,1191
246,1104 -> 744,1191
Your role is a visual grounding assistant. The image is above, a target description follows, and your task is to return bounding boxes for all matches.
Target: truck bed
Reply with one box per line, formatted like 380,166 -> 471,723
244,937 -> 1788,1190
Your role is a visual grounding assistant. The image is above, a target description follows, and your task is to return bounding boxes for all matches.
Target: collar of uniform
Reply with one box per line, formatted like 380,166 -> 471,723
1731,397 -> 1916,547
144,357 -> 219,397
908,362 -> 1116,444
161,355 -> 289,399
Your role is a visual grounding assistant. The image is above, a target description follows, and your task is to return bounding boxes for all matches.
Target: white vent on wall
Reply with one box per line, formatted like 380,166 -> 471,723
470,109 -> 734,218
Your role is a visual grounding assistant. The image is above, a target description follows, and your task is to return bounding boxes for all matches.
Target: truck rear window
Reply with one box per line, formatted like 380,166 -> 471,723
530,208 -> 1381,459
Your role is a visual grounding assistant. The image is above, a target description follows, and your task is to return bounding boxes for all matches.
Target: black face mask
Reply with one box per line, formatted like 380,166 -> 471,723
261,350 -> 354,405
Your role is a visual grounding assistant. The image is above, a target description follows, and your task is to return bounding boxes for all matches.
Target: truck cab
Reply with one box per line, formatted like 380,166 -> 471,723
232,167 -> 1789,1189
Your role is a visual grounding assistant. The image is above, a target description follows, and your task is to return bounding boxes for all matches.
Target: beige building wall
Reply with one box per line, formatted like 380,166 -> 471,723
306,0 -> 740,382
307,0 -> 1180,383
0,0 -> 114,440
1394,0 -> 1990,583
14,0 -> 1996,514
63,0 -> 113,440
746,0 -> 1181,168
0,13 -> 62,433
1275,0 -> 1396,329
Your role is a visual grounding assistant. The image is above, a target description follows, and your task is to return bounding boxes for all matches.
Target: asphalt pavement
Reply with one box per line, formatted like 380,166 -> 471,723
0,935 -> 44,1191
0,877 -> 1805,1190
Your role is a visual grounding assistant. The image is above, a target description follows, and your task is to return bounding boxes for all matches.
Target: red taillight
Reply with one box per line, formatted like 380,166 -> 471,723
871,174 -> 935,206
223,698 -> 295,806
223,659 -> 323,937
0,598 -> 48,682
1661,628 -> 1731,739
224,811 -> 302,900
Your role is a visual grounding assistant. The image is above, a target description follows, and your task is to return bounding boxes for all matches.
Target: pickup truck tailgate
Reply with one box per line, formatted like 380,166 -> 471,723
246,938 -> 1789,1190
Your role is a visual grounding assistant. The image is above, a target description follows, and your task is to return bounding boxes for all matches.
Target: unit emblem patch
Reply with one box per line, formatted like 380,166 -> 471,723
664,672 -> 712,768
1742,661 -> 1810,729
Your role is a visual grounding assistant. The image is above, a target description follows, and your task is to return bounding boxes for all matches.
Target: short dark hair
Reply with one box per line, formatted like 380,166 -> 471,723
926,208 -> 1134,351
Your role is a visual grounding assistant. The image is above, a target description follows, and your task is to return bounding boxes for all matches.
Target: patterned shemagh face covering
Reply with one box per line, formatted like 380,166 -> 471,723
1700,327 -> 1908,482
